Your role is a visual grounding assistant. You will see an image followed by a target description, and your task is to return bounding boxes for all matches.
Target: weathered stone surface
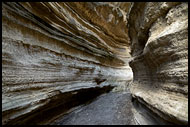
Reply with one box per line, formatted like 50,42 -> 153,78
51,91 -> 136,125
2,2 -> 188,125
2,2 -> 132,125
128,2 -> 188,125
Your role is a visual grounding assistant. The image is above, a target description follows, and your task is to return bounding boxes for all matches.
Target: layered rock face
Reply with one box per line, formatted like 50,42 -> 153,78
2,2 -> 188,125
128,2 -> 188,124
2,2 -> 132,125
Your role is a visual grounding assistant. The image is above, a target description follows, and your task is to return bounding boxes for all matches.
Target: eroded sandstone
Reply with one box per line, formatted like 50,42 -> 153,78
2,2 -> 132,125
2,2 -> 188,125
128,2 -> 188,125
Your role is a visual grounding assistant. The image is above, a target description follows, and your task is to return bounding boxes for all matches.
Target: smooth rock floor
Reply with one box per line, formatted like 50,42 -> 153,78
51,91 -> 137,125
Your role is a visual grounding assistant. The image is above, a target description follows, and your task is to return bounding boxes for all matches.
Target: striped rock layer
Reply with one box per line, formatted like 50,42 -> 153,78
2,2 -> 188,125
2,2 -> 132,125
128,2 -> 188,125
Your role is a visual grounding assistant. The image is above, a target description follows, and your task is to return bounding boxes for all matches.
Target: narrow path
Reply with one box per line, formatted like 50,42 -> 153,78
51,91 -> 137,125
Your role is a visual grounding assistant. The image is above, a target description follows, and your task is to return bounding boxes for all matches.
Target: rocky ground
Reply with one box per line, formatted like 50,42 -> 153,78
2,2 -> 188,125
51,90 -> 136,125
50,85 -> 172,125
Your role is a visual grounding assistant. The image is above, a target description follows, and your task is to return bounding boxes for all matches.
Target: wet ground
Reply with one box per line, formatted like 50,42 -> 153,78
51,91 -> 137,125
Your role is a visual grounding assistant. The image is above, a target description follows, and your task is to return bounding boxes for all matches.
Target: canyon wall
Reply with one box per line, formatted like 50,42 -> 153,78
2,2 -> 132,125
2,2 -> 188,125
128,2 -> 188,125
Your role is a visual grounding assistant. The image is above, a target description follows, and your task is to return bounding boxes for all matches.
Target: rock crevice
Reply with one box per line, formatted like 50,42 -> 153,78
2,2 -> 188,125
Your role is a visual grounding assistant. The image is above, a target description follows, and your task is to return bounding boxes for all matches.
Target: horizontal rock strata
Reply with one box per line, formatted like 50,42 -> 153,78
2,2 -> 132,125
128,2 -> 188,125
2,2 -> 188,125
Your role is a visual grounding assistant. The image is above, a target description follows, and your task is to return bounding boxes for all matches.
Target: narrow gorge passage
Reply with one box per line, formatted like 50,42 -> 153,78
50,87 -> 172,125
2,2 -> 188,125
52,89 -> 136,125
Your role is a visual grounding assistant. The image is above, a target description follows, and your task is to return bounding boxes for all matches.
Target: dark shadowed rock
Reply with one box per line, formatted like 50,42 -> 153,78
2,2 -> 188,125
